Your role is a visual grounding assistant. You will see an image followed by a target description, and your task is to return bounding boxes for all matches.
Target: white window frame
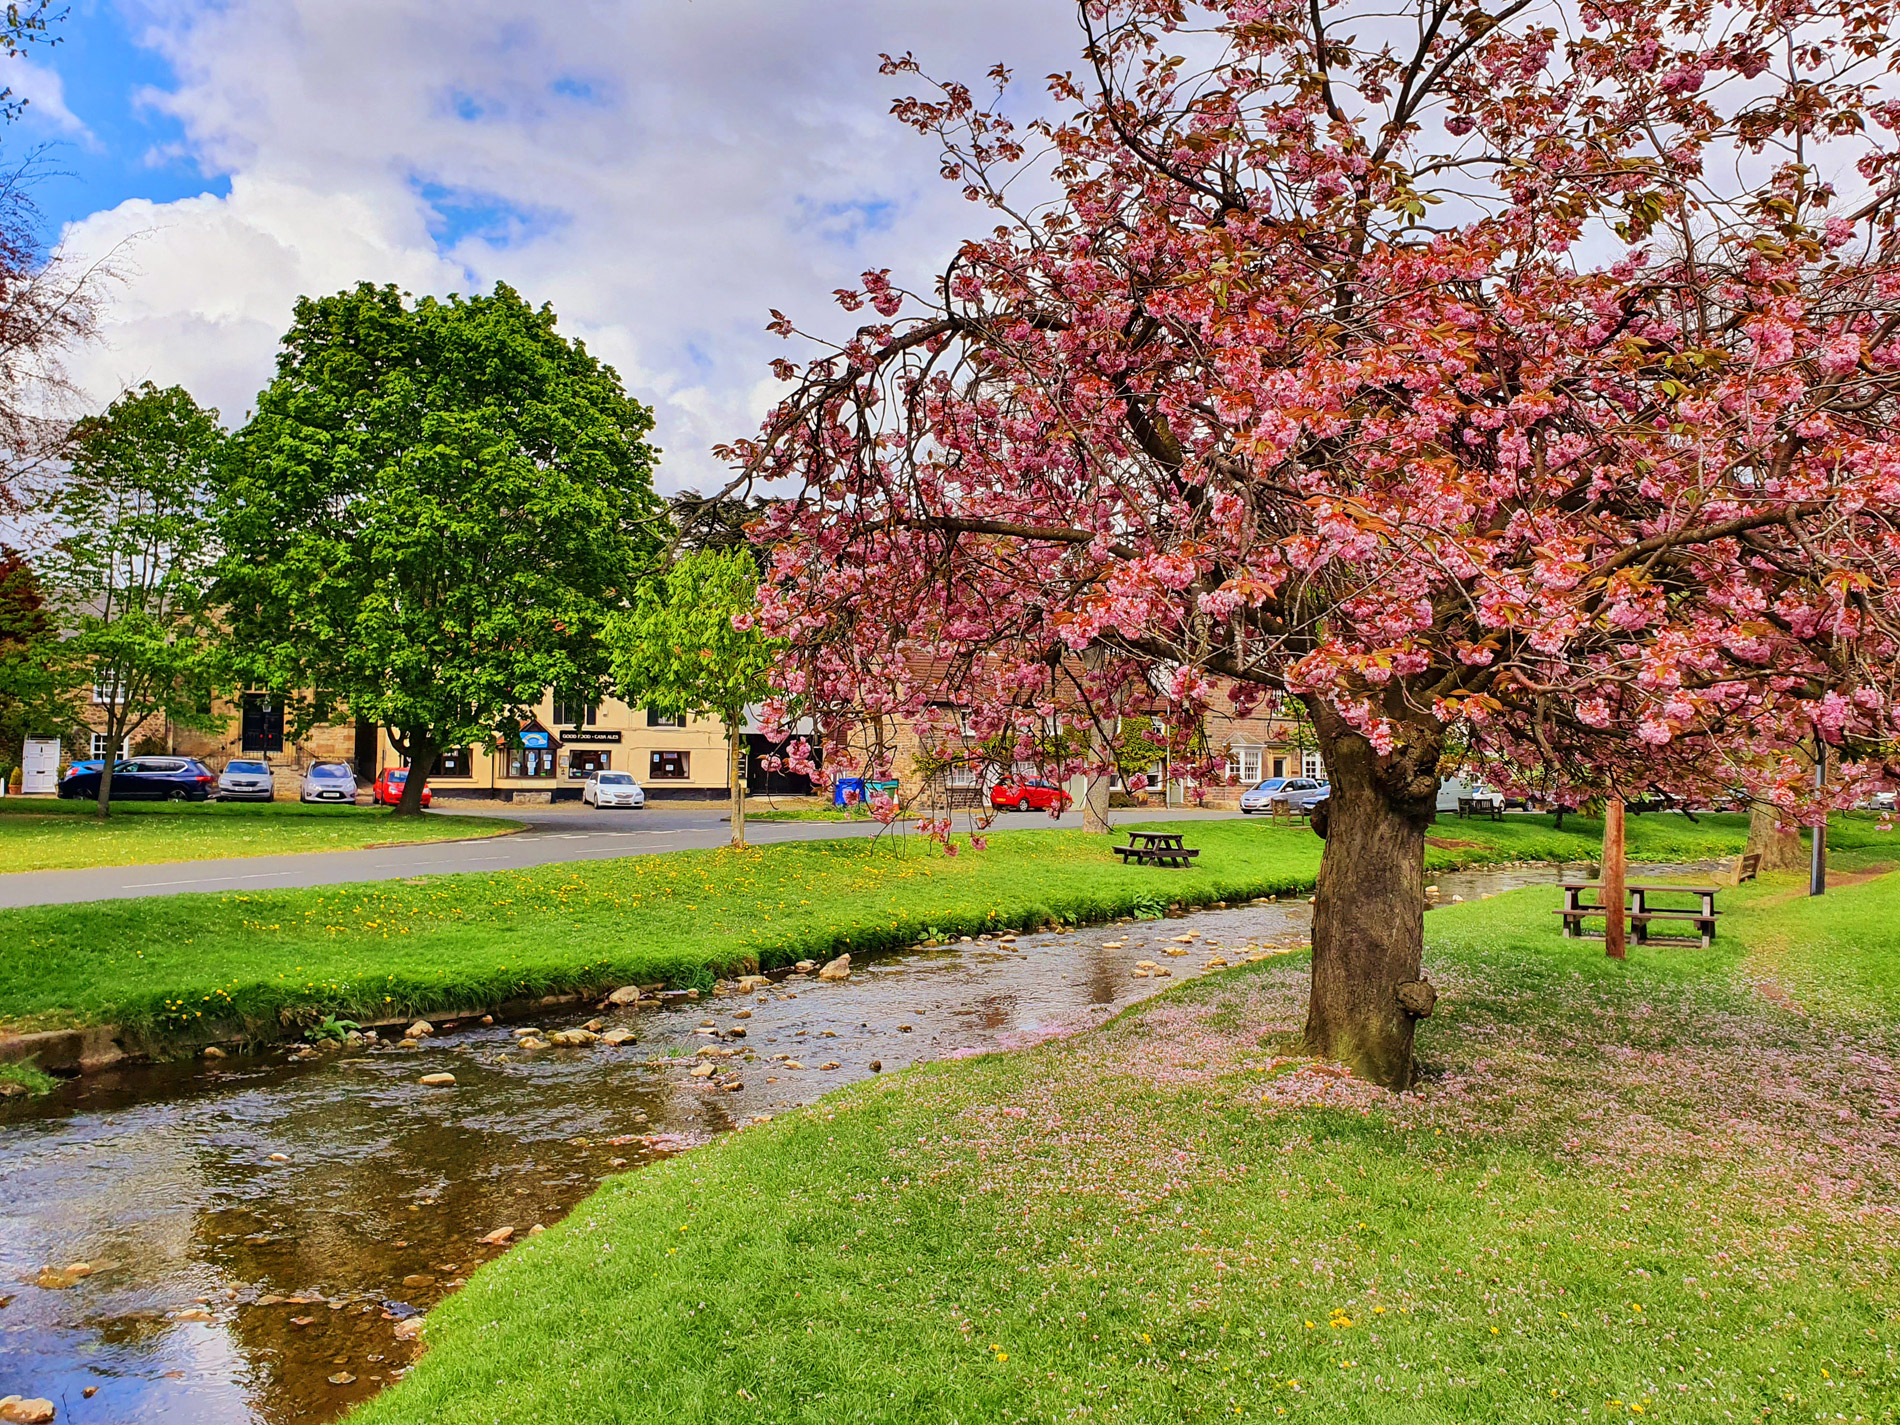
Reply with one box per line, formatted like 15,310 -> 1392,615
1226,746 -> 1261,784
945,760 -> 979,788
92,675 -> 125,705
90,733 -> 130,759
1302,751 -> 1324,780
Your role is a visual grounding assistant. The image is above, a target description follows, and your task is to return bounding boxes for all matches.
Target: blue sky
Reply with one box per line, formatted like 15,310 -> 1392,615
11,0 -> 1076,491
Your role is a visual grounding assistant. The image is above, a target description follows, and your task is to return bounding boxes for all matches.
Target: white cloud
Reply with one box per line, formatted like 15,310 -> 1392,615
4,53 -> 91,139
53,0 -> 1083,490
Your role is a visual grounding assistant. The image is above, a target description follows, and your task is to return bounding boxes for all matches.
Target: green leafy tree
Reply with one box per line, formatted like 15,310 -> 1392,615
40,383 -> 227,815
609,548 -> 779,845
216,282 -> 661,816
0,543 -> 70,775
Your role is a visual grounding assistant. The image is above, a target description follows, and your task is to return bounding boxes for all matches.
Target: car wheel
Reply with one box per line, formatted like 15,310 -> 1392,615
1017,797 -> 1031,812
168,788 -> 190,802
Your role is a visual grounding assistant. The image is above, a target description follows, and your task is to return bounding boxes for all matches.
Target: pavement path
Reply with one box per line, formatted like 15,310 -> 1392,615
0,803 -> 1250,909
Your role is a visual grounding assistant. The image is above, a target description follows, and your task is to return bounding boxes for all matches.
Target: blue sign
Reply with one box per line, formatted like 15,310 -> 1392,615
519,730 -> 550,749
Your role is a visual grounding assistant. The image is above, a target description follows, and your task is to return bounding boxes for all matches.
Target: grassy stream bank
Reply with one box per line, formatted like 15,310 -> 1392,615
0,814 -> 1762,1047
351,844 -> 1900,1425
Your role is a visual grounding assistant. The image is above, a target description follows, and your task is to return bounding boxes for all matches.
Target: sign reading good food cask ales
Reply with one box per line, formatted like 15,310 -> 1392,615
562,730 -> 622,743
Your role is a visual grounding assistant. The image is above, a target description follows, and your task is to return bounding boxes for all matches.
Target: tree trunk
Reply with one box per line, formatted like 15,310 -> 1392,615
1745,801 -> 1804,872
95,759 -> 114,819
1602,798 -> 1627,961
728,724 -> 747,848
1081,719 -> 1112,833
1303,708 -> 1440,1090
394,737 -> 435,818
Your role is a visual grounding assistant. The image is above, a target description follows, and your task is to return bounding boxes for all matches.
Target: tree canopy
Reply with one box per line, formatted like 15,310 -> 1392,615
217,281 -> 662,814
40,382 -> 227,813
609,547 -> 779,844
732,0 -> 1900,1085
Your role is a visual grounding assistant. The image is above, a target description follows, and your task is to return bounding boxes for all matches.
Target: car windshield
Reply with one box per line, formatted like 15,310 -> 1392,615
228,761 -> 267,774
311,765 -> 350,779
387,769 -> 408,782
598,773 -> 633,785
1252,778 -> 1287,791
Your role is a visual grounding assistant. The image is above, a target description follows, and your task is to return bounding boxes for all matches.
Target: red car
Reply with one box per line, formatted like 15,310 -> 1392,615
372,767 -> 431,808
990,779 -> 1072,812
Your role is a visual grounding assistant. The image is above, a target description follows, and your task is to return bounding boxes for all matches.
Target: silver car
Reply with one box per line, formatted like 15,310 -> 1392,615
1239,777 -> 1291,812
218,758 -> 275,801
582,771 -> 645,808
300,761 -> 358,804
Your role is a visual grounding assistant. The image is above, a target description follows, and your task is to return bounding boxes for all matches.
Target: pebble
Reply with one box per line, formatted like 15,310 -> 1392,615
478,1227 -> 514,1245
401,1274 -> 434,1289
327,1373 -> 356,1386
528,1224 -> 546,1236
0,1398 -> 56,1424
516,1036 -> 549,1051
869,1060 -> 882,1072
733,1009 -> 752,1019
600,1028 -> 636,1046
406,1021 -> 434,1039
548,1029 -> 598,1046
418,1073 -> 456,1087
606,985 -> 642,1006
393,1318 -> 425,1341
203,1046 -> 226,1060
689,1063 -> 715,1078
819,1061 -> 840,1071
817,953 -> 851,981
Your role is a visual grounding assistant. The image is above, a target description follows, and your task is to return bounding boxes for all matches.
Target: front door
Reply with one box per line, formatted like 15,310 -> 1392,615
21,738 -> 59,793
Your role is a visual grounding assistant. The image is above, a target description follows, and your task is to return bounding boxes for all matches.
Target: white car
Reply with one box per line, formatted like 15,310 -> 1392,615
218,758 -> 276,801
582,771 -> 645,808
300,762 -> 359,804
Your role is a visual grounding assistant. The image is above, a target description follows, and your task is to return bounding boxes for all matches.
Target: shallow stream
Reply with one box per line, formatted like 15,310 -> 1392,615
1,861 -> 1600,1422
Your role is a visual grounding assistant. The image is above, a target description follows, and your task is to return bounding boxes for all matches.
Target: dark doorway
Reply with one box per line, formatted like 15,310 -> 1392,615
353,719 -> 379,778
745,733 -> 817,795
240,693 -> 285,753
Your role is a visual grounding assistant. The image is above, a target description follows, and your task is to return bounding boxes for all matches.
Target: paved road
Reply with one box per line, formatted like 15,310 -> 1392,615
0,803 -> 1249,909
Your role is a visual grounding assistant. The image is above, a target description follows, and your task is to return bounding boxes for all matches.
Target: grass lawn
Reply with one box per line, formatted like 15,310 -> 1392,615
353,840 -> 1900,1425
0,811 -> 1752,1045
0,799 -> 521,875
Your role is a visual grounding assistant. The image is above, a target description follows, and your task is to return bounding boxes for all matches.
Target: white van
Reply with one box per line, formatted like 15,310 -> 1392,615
1436,776 -> 1504,813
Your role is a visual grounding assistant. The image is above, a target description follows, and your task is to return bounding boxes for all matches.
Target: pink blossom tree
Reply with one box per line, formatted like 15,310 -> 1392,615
727,0 -> 1900,1087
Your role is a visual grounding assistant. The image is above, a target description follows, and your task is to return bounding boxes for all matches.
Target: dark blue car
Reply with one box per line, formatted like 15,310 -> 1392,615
58,755 -> 217,802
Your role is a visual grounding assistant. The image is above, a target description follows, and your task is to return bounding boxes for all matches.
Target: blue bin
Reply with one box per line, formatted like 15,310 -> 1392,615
833,777 -> 867,807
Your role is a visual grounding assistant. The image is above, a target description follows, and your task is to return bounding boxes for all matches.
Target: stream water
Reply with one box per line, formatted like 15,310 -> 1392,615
1,861 -> 1604,1422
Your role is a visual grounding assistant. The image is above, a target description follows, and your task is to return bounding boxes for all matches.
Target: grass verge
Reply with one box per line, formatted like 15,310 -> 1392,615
0,1057 -> 56,1095
0,799 -> 521,874
0,812 -> 1751,1047
351,847 -> 1900,1425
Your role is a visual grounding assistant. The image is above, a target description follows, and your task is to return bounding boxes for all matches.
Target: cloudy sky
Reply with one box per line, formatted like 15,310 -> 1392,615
6,0 -> 1082,492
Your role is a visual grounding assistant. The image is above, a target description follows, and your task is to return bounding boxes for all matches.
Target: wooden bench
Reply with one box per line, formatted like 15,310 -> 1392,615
1269,800 -> 1309,825
1457,796 -> 1504,821
1115,830 -> 1201,868
1556,882 -> 1721,949
1734,852 -> 1761,884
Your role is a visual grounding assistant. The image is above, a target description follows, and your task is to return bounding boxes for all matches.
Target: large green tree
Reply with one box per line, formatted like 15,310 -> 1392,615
217,282 -> 661,816
608,548 -> 778,846
40,382 -> 228,815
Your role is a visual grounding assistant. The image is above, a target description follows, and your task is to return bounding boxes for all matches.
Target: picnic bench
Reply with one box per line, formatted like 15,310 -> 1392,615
1457,796 -> 1504,821
1556,881 -> 1722,949
1114,830 -> 1201,868
1269,799 -> 1309,825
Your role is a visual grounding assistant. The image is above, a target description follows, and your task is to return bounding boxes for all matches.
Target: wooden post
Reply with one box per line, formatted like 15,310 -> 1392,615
1602,797 -> 1627,961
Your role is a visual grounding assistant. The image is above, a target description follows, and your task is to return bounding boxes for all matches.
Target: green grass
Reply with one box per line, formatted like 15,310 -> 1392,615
0,812 -> 1749,1043
0,799 -> 521,874
744,807 -> 876,822
351,843 -> 1900,1425
0,1057 -> 57,1095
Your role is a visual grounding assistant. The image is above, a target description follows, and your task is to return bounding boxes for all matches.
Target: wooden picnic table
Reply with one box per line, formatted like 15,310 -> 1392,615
1555,880 -> 1722,949
1115,830 -> 1200,868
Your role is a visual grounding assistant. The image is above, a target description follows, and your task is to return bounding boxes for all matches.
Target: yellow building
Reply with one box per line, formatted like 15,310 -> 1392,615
375,690 -> 733,803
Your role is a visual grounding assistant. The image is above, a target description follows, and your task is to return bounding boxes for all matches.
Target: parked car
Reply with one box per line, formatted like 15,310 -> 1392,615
300,762 -> 359,804
990,779 -> 1072,812
1239,777 -> 1291,812
1243,776 -> 1329,813
58,756 -> 217,802
218,758 -> 276,801
371,767 -> 431,808
1435,777 -> 1504,813
582,770 -> 646,808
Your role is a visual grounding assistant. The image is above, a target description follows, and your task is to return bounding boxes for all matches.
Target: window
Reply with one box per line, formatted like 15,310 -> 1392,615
240,692 -> 285,752
650,750 -> 689,779
90,733 -> 129,760
1302,751 -> 1324,781
507,747 -> 557,778
646,709 -> 687,728
553,692 -> 597,727
431,747 -> 472,778
568,749 -> 612,778
946,760 -> 978,788
1225,747 -> 1261,784
92,671 -> 125,705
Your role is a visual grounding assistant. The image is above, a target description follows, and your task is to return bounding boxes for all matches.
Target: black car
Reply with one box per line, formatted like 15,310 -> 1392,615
58,756 -> 217,802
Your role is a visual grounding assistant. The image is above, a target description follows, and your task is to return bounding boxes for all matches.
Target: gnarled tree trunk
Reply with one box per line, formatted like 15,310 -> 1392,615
1303,702 -> 1441,1089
